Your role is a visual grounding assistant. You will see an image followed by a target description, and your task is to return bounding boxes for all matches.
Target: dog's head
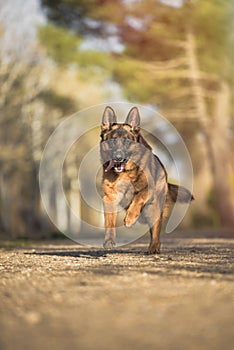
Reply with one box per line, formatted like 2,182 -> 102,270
100,106 -> 150,173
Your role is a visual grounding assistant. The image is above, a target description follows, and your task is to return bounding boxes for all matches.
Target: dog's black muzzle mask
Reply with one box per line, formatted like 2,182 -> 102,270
101,138 -> 132,173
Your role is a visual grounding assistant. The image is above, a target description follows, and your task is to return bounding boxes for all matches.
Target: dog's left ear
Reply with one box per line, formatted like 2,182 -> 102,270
125,107 -> 140,131
102,106 -> 117,130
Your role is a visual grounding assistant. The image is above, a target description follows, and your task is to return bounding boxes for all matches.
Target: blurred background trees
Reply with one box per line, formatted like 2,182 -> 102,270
0,0 -> 233,239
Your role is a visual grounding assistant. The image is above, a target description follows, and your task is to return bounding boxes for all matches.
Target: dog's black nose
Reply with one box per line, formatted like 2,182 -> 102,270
113,149 -> 125,162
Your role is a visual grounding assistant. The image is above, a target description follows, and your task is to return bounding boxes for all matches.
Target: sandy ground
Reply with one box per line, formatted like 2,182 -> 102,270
0,232 -> 233,350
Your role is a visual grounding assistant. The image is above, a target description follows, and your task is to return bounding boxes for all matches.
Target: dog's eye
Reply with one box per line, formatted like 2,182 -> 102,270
109,139 -> 117,146
124,139 -> 131,146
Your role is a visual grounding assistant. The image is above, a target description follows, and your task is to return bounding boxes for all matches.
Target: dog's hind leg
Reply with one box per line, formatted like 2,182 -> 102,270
148,213 -> 163,254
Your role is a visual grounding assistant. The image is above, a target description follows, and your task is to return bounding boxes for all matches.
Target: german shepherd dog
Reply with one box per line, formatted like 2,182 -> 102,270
100,106 -> 193,254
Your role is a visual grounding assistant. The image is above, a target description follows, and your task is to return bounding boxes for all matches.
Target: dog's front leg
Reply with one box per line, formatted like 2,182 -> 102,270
103,195 -> 117,249
124,190 -> 148,228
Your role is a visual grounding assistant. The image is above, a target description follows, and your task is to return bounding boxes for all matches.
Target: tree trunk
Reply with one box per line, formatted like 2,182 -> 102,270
0,172 -> 9,233
211,81 -> 234,227
186,30 -> 234,228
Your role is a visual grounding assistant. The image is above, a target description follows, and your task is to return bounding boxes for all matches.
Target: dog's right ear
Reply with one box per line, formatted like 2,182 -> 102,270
125,107 -> 140,131
102,106 -> 117,130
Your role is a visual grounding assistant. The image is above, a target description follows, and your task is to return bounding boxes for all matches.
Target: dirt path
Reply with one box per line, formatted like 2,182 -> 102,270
0,234 -> 233,350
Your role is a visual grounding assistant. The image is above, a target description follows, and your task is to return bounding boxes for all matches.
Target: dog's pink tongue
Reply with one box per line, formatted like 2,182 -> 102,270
105,160 -> 115,172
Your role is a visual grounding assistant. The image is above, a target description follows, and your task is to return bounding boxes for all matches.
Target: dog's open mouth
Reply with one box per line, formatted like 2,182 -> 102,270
105,160 -> 126,173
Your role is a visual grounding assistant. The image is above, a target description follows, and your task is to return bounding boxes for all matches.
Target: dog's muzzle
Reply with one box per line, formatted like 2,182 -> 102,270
105,160 -> 127,173
105,149 -> 127,173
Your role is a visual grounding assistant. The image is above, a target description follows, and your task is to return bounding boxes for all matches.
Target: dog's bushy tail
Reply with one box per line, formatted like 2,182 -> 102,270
168,183 -> 194,203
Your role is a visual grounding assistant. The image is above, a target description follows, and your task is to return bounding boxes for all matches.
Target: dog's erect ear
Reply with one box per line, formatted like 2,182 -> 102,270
102,106 -> 117,130
125,107 -> 140,131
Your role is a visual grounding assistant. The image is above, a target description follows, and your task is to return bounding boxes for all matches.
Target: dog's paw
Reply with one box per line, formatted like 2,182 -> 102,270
124,212 -> 138,228
148,241 -> 161,255
103,239 -> 116,249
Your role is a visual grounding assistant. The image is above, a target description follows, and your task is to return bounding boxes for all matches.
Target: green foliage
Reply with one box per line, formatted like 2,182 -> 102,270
39,24 -> 81,65
38,89 -> 76,114
40,0 -> 234,77
40,0 -> 233,87
41,0 -> 100,33
113,58 -> 148,100
193,0 -> 233,76
78,50 -> 112,70
42,0 -> 230,107
39,24 -> 112,72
